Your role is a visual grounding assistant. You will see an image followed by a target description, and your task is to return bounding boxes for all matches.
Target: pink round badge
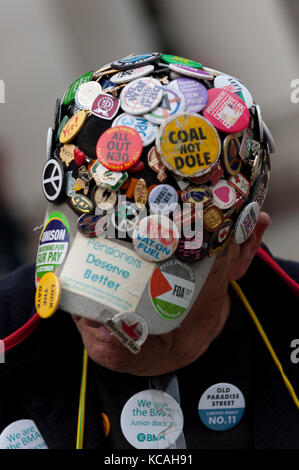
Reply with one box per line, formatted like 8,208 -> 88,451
203,88 -> 250,134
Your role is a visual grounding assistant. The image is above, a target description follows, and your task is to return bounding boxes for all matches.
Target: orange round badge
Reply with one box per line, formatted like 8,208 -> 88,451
59,110 -> 87,144
96,126 -> 143,171
156,113 -> 221,178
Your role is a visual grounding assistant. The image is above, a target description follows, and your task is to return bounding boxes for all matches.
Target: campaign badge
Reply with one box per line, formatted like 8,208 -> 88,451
203,88 -> 250,134
209,219 -> 234,256
147,146 -> 167,182
111,64 -> 155,84
144,83 -> 185,125
91,160 -> 128,191
71,194 -> 94,214
212,180 -> 237,210
112,53 -> 161,70
157,113 -> 221,178
42,158 -> 65,203
59,110 -> 87,144
91,93 -> 120,120
251,171 -> 269,208
120,390 -> 184,449
203,205 -> 224,232
169,63 -> 214,80
36,273 -> 61,319
148,184 -> 178,215
235,202 -> 260,244
198,383 -> 245,431
223,135 -> 242,176
239,127 -> 254,161
35,212 -> 70,286
62,71 -> 93,105
133,215 -> 179,263
120,77 -> 163,115
161,54 -> 203,69
214,74 -> 253,108
113,113 -> 158,147
96,126 -> 143,171
172,78 -> 208,113
149,259 -> 195,320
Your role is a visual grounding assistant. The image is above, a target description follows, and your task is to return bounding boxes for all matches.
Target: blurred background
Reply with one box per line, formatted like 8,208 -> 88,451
0,0 -> 298,274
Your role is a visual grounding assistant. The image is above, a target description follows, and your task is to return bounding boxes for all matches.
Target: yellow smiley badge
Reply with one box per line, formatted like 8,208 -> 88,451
59,110 -> 87,144
35,272 -> 61,319
157,113 -> 221,178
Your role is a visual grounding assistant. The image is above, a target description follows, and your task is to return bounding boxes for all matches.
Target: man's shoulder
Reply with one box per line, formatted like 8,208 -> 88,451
0,264 -> 36,338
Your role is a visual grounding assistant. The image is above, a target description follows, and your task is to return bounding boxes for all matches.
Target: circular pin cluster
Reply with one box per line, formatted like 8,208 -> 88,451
44,52 -> 273,265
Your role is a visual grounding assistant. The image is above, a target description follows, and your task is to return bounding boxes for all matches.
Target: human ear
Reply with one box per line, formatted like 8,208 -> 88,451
228,211 -> 271,281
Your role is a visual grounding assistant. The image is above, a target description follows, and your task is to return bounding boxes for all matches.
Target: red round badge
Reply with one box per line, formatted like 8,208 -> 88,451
203,88 -> 250,134
96,126 -> 143,171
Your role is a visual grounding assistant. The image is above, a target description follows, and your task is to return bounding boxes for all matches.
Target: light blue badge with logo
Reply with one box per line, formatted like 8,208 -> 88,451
198,383 -> 245,431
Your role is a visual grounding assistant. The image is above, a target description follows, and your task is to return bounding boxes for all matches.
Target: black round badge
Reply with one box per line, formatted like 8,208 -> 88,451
112,53 -> 161,70
42,158 -> 65,203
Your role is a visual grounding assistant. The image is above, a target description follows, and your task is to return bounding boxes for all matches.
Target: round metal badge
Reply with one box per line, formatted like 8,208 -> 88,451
42,158 -> 65,203
112,113 -> 158,147
120,77 -> 163,115
214,74 -> 253,108
251,171 -> 269,208
62,71 -> 93,105
144,82 -> 185,125
203,88 -> 250,134
91,93 -> 120,120
59,110 -> 87,144
161,54 -> 203,69
111,64 -> 155,84
235,202 -> 260,244
156,113 -> 221,178
75,81 -> 102,110
132,215 -> 179,262
148,184 -> 178,214
171,78 -> 208,113
112,53 -> 161,70
169,63 -> 214,80
203,205 -> 224,232
212,180 -> 236,210
96,126 -> 143,171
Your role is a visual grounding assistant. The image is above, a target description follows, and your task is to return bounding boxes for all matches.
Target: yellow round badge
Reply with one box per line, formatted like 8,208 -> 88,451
157,113 -> 221,177
35,272 -> 61,319
59,110 -> 87,144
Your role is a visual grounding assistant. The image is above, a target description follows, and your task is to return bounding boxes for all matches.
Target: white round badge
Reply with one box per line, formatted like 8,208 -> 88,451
75,81 -> 103,110
212,180 -> 236,210
120,390 -> 184,449
198,383 -> 245,431
235,202 -> 260,244
214,74 -> 253,109
111,65 -> 155,84
132,215 -> 179,263
144,83 -> 185,125
120,77 -> 163,115
112,113 -> 158,147
0,420 -> 48,449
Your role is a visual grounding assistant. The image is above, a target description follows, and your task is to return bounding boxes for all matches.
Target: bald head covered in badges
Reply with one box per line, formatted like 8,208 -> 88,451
37,52 -> 274,368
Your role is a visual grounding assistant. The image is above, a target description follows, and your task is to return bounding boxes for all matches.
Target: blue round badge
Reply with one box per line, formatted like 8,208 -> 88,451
112,53 -> 161,70
198,383 -> 245,431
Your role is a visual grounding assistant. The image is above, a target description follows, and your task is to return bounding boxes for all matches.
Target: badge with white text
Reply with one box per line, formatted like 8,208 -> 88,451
198,383 -> 245,431
111,64 -> 155,84
120,389 -> 184,449
91,93 -> 120,120
203,89 -> 250,134
42,158 -> 65,203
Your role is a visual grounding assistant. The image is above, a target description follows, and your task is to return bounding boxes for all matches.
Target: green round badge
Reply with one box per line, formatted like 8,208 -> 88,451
149,259 -> 195,320
62,71 -> 93,105
161,54 -> 203,69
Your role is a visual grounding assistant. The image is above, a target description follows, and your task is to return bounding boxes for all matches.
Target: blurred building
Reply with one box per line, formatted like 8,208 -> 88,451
0,0 -> 298,268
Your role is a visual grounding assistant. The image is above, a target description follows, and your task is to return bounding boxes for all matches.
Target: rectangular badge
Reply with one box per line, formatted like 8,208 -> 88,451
59,233 -> 154,313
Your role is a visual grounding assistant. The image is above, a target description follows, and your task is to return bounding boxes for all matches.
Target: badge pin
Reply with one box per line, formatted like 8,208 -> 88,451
134,179 -> 148,209
223,135 -> 242,176
120,77 -> 164,115
105,312 -> 149,354
42,158 -> 65,203
35,273 -> 61,319
203,205 -> 224,232
91,93 -> 120,120
212,180 -> 236,210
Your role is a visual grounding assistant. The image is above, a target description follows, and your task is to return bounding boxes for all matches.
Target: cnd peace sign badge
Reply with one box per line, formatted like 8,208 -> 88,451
42,158 -> 65,203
